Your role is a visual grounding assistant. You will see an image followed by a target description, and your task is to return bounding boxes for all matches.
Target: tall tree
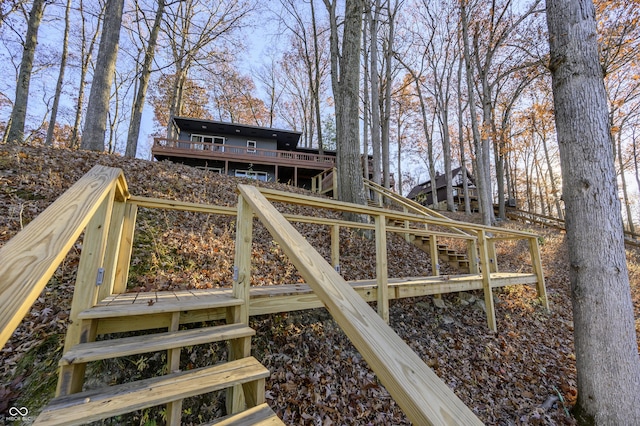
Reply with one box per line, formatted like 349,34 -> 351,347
70,0 -> 104,149
45,0 -> 72,147
546,0 -> 640,424
81,0 -> 125,151
125,0 -> 166,158
4,0 -> 46,144
323,0 -> 366,206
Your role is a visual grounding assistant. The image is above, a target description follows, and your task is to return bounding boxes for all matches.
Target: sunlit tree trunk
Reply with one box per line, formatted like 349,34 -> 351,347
5,0 -> 46,144
368,0 -> 382,187
546,1 -> 640,423
126,0 -> 165,158
81,0 -> 124,151
71,0 -> 103,149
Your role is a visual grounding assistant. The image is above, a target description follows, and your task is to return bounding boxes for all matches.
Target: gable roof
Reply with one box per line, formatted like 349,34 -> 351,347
173,117 -> 303,151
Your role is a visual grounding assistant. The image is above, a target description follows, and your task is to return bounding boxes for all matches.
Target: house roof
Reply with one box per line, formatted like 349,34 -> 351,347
173,117 -> 303,151
407,166 -> 474,199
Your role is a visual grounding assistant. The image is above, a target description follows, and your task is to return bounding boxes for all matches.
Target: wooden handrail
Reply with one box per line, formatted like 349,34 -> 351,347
236,184 -> 482,425
0,165 -> 128,349
258,186 -> 538,238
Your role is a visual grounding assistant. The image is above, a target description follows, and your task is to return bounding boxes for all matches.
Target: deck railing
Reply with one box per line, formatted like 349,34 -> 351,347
153,137 -> 336,166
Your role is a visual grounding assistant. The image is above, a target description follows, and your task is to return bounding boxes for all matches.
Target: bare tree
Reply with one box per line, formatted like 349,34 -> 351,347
70,0 -> 104,149
81,0 -> 124,151
45,0 -> 72,147
125,0 -> 166,158
4,0 -> 46,144
546,0 -> 640,423
323,0 -> 367,206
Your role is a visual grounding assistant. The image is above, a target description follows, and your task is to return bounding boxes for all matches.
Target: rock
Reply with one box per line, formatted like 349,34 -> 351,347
433,297 -> 447,309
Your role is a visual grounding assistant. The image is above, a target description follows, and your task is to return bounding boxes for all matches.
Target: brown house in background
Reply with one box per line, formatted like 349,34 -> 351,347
152,117 -> 336,190
407,166 -> 478,210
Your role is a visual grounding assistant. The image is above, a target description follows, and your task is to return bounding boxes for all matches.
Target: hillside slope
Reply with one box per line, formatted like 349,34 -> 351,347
0,146 -> 638,425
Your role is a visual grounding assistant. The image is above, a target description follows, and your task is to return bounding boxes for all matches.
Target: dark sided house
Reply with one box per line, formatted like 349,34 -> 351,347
152,117 -> 337,190
407,166 -> 478,210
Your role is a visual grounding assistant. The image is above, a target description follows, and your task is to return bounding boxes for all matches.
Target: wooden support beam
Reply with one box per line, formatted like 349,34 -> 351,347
166,312 -> 182,425
331,224 -> 340,271
529,237 -> 549,311
237,184 -> 482,426
112,202 -> 138,294
467,240 -> 479,274
97,201 -> 126,301
375,215 -> 389,322
57,188 -> 117,397
487,238 -> 498,273
233,195 -> 253,325
477,230 -> 497,332
429,235 -> 442,303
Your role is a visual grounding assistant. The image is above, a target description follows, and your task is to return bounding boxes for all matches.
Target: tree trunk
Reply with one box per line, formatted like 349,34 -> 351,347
4,0 -> 46,145
616,128 -> 635,233
45,0 -> 72,147
457,57 -> 471,215
71,0 -> 103,149
81,0 -> 124,151
381,0 -> 396,191
310,0 -> 324,154
324,0 -> 366,207
546,1 -> 640,424
460,0 -> 487,223
126,0 -> 165,158
369,0 -> 382,187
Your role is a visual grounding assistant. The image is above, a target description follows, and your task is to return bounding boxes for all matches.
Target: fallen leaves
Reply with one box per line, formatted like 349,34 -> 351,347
0,146 -> 638,424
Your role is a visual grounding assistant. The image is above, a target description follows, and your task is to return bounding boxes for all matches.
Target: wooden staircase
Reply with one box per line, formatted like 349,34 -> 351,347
386,218 -> 471,273
35,292 -> 284,425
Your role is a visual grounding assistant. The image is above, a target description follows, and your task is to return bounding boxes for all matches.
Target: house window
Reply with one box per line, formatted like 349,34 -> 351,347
247,140 -> 257,153
190,134 -> 225,151
235,170 -> 268,181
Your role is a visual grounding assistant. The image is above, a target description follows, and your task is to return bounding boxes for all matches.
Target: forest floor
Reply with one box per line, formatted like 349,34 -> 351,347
0,145 -> 639,425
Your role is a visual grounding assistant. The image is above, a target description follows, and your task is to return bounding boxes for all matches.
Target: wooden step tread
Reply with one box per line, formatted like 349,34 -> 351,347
36,357 -> 270,426
78,290 -> 241,320
60,323 -> 256,366
205,403 -> 285,425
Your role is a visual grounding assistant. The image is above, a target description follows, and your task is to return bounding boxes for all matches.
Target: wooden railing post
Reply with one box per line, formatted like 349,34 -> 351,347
467,240 -> 479,274
331,224 -> 340,272
487,237 -> 498,273
529,236 -> 549,311
57,186 -> 116,396
374,214 -> 389,323
228,194 -> 254,413
402,207 -> 411,242
233,195 -> 253,325
97,200 -> 126,301
477,230 -> 497,332
111,202 -> 138,294
429,235 -> 442,304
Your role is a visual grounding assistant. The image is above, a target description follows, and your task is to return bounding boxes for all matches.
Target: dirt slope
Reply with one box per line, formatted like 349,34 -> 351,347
1,146 -> 638,425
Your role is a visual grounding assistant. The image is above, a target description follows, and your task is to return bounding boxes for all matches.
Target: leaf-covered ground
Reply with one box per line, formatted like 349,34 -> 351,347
0,146 -> 638,425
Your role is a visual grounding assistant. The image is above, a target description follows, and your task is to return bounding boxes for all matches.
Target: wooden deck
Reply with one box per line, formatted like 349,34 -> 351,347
88,273 -> 538,335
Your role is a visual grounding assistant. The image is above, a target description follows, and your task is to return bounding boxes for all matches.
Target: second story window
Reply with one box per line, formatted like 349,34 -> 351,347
247,140 -> 257,153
